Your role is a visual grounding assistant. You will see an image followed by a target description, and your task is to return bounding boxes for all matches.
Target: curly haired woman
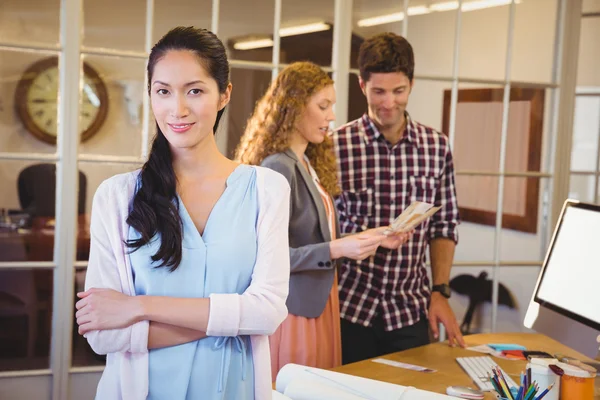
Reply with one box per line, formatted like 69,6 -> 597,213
236,61 -> 411,380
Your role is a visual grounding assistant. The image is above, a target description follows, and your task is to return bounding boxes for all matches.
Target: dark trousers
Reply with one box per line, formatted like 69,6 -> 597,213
341,316 -> 430,365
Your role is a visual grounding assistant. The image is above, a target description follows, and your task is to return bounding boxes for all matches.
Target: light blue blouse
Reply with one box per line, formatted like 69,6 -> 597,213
129,165 -> 257,400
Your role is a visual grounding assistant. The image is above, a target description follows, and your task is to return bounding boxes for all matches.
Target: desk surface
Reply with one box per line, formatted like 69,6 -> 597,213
332,332 -> 599,399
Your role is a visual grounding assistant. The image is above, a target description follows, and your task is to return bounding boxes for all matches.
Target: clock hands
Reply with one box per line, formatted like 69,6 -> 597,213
83,83 -> 100,107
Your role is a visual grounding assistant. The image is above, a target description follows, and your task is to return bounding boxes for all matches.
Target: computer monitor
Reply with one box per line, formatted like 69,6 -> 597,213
524,199 -> 600,358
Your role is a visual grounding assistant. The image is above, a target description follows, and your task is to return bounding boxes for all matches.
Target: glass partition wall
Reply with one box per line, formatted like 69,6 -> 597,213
0,1 -> 585,398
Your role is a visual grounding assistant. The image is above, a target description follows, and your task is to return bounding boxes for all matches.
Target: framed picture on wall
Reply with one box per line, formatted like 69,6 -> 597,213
442,88 -> 545,234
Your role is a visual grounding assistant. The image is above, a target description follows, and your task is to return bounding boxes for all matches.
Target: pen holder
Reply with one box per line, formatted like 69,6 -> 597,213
526,363 -> 560,400
560,370 -> 595,400
497,387 -> 518,400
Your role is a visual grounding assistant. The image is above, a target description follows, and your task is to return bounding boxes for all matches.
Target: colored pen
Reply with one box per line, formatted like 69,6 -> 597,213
534,383 -> 555,400
523,383 -> 536,400
490,376 -> 503,395
490,369 -> 508,398
529,383 -> 540,400
516,386 -> 524,400
515,373 -> 525,400
495,367 -> 514,400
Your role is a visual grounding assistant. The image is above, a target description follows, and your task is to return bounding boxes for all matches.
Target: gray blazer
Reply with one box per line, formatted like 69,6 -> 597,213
262,149 -> 341,318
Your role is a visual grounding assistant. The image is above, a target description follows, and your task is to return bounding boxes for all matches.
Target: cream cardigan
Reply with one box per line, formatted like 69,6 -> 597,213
83,166 -> 290,399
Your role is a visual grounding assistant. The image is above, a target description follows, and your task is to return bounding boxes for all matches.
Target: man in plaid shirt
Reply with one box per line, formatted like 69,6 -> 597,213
332,32 -> 465,364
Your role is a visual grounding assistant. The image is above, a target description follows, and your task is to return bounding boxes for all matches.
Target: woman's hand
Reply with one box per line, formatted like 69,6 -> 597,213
75,288 -> 144,335
330,229 -> 386,261
380,229 -> 415,250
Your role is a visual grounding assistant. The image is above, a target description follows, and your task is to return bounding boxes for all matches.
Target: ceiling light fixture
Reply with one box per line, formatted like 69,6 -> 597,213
233,21 -> 331,50
233,38 -> 274,50
279,22 -> 330,37
357,0 -> 522,27
429,1 -> 460,12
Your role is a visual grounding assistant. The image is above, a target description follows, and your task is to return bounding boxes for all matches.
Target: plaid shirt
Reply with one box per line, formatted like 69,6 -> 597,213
331,112 -> 460,331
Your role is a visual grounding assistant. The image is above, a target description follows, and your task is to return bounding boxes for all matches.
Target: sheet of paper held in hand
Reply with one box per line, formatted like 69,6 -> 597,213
383,201 -> 441,235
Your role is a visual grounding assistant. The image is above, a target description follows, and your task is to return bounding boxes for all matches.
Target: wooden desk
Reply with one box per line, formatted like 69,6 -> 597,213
332,333 -> 599,399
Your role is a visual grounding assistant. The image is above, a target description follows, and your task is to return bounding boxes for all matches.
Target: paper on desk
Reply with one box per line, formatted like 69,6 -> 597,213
283,378 -> 365,400
383,202 -> 441,235
466,344 -> 495,354
466,344 -> 513,360
275,363 -> 454,400
372,358 -> 437,373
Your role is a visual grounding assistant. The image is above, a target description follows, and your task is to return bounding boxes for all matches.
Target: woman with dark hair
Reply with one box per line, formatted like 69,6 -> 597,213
75,26 -> 290,400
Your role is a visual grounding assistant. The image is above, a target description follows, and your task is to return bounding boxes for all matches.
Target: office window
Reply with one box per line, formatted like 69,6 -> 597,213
0,0 -> 60,46
153,0 -> 213,43
0,270 -> 53,372
406,0 -> 457,78
511,0 -> 558,84
220,0 -> 275,63
225,68 -> 272,158
0,0 -> 588,398
78,55 -> 146,158
0,160 -> 61,263
83,0 -> 146,52
280,0 -> 335,66
0,51 -> 60,155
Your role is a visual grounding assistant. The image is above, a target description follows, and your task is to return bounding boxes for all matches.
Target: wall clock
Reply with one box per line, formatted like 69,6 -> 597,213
14,56 -> 109,145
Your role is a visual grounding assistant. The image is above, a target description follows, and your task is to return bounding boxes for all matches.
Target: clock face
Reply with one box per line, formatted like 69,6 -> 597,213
15,57 -> 108,145
25,66 -> 59,137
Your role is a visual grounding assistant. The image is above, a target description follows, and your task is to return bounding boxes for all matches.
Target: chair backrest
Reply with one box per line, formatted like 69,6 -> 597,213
17,163 -> 87,217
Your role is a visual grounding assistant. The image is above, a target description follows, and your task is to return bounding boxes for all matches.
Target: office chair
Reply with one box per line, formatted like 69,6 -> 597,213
17,163 -> 87,217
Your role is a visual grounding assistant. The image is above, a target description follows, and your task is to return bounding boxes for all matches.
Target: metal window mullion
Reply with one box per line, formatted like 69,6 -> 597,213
69,366 -> 105,374
271,0 -> 282,81
448,0 -> 463,151
348,68 -> 560,89
141,0 -> 154,160
449,261 -> 543,267
401,0 -> 409,37
80,46 -> 147,59
491,0 -> 517,333
570,170 -> 600,175
52,0 -> 83,398
0,42 -> 60,54
210,0 -> 230,155
551,0 -> 583,227
229,59 -> 275,70
455,170 -> 552,177
0,369 -> 53,379
78,154 -> 144,164
0,262 -> 56,269
332,0 -> 353,128
211,0 -> 220,34
594,98 -> 600,203
576,88 -> 600,95
0,153 -> 59,162
540,0 -> 567,260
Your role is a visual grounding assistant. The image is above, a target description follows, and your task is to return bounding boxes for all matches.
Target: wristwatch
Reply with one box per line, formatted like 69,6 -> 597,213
432,283 -> 451,299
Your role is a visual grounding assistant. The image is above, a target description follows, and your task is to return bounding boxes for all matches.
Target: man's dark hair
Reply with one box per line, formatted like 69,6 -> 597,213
358,32 -> 414,82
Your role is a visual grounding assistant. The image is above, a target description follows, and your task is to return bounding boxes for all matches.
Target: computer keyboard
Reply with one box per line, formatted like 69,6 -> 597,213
456,356 -> 519,392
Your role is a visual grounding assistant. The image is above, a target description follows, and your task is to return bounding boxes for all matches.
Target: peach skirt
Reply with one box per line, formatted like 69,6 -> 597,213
268,272 -> 342,382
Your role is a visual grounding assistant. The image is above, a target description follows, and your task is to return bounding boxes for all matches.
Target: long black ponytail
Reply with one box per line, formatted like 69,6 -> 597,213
126,26 -> 230,271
